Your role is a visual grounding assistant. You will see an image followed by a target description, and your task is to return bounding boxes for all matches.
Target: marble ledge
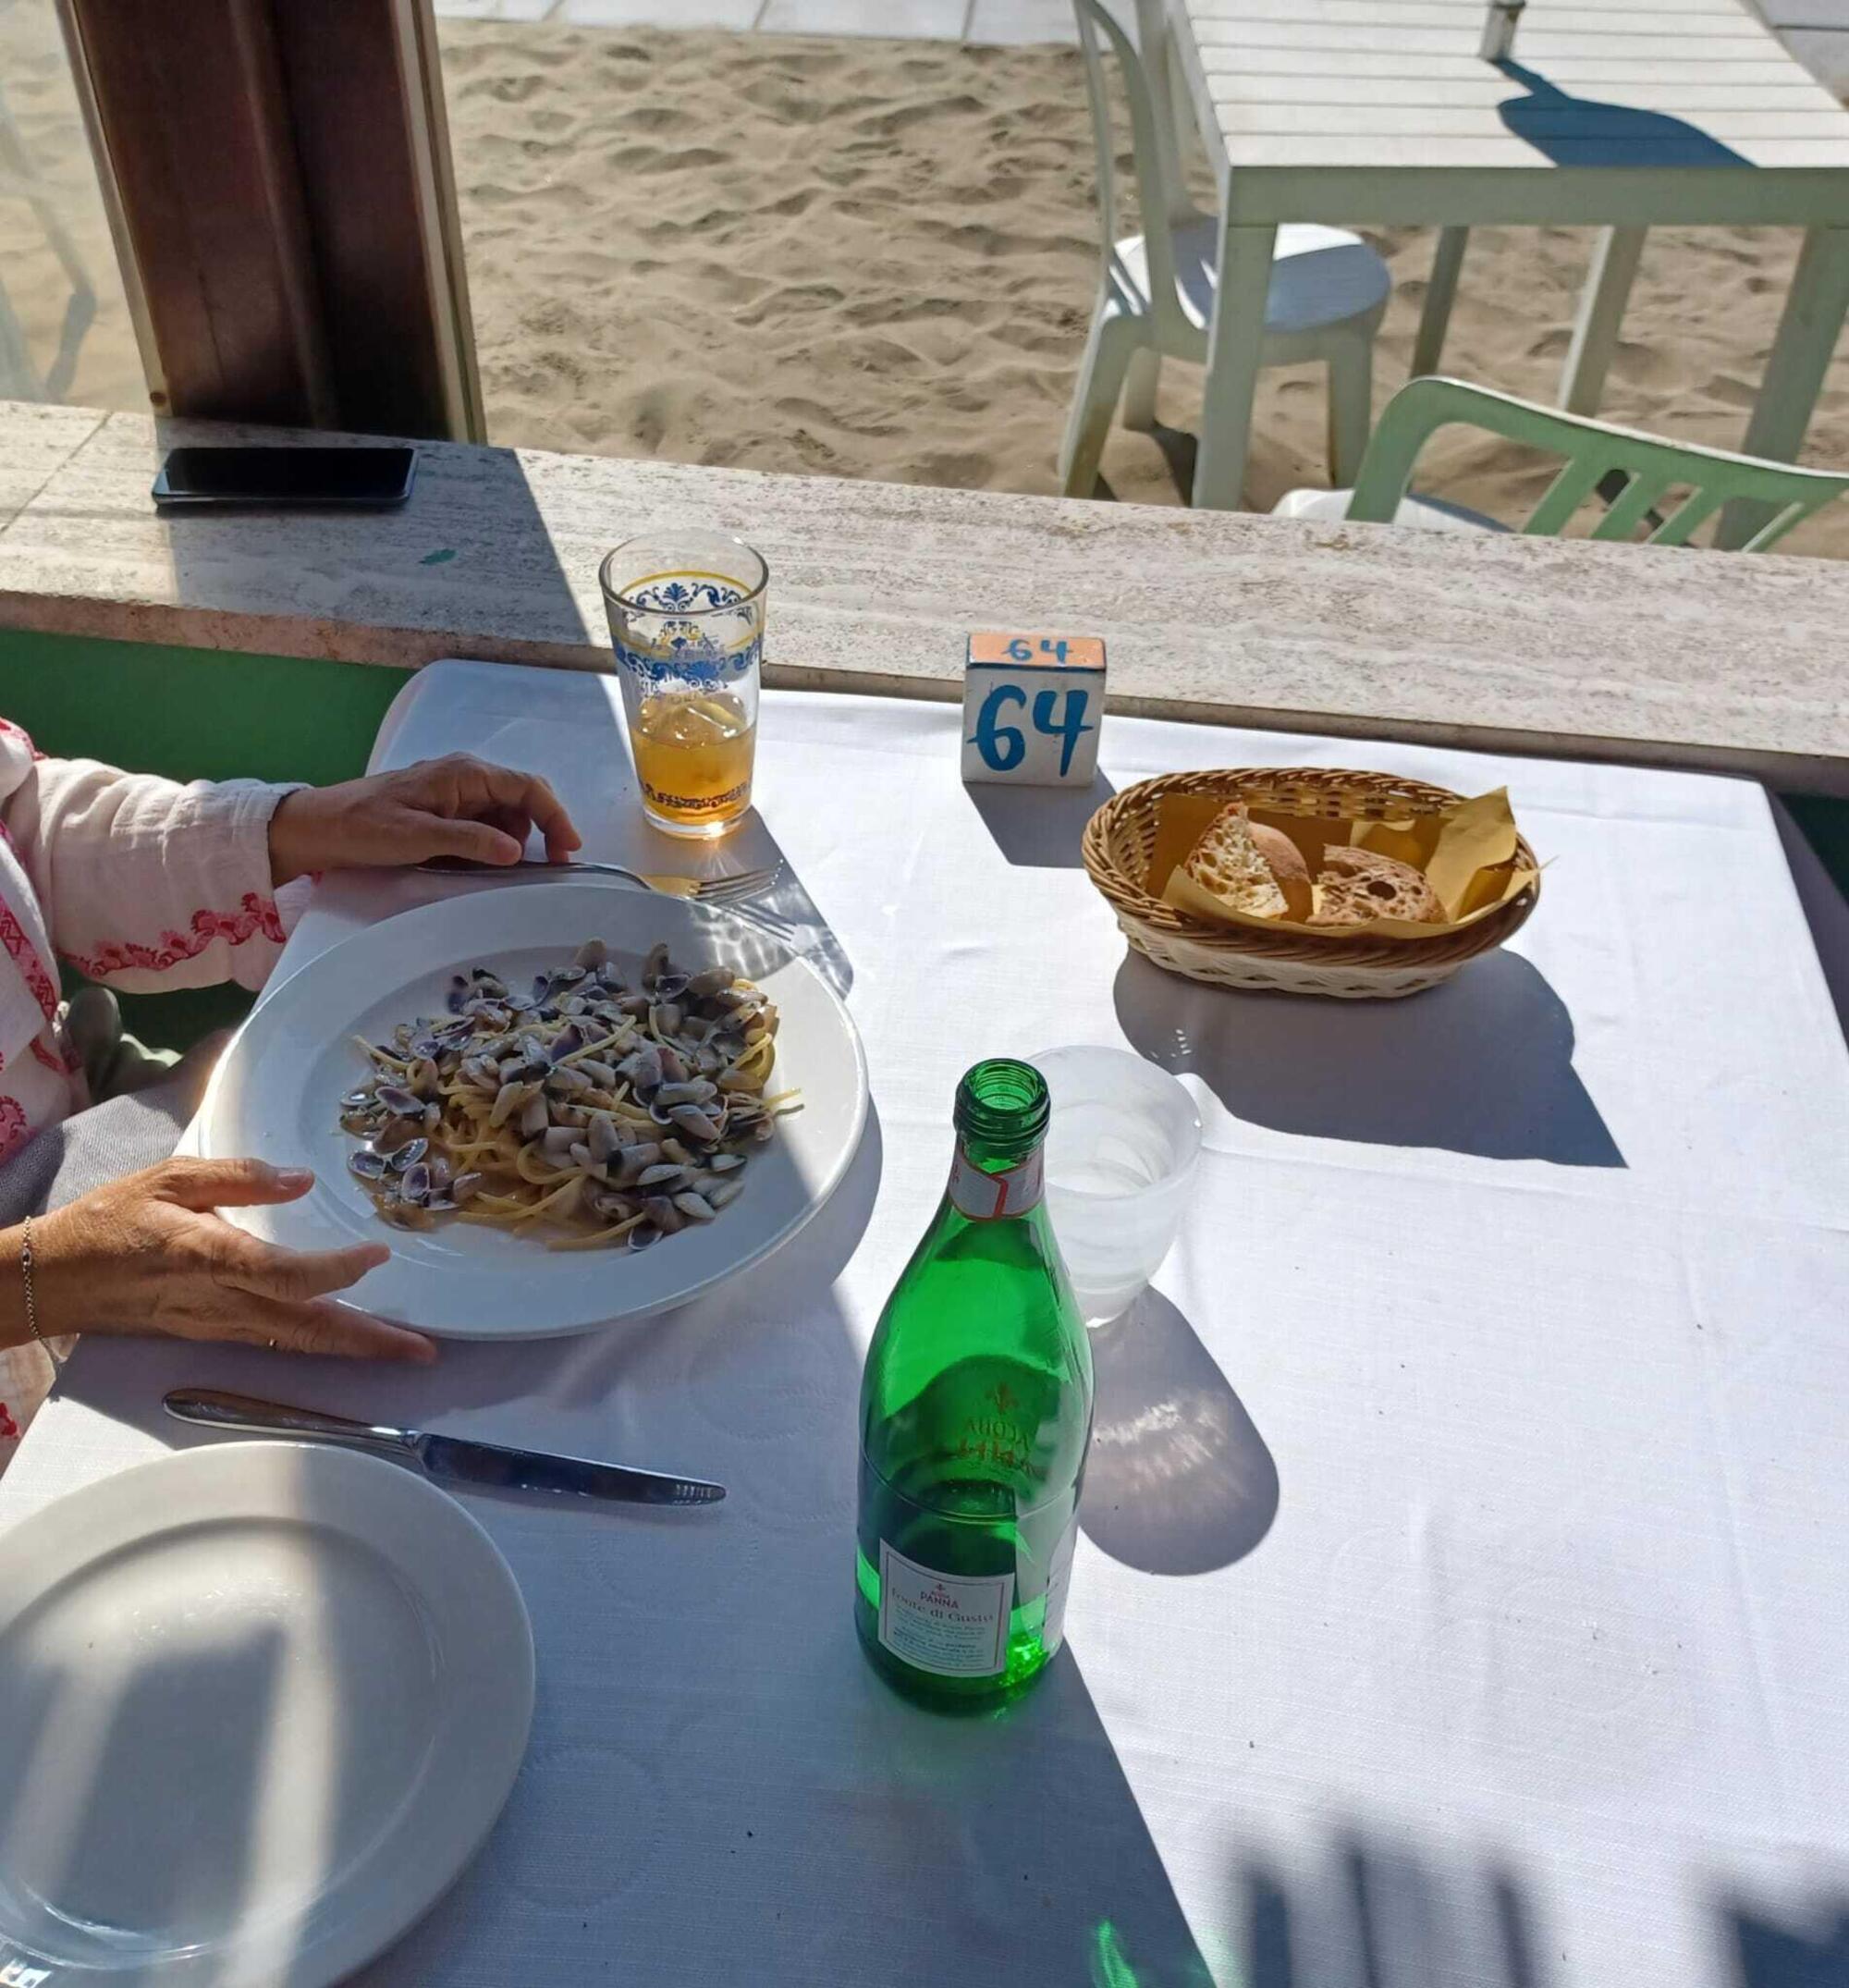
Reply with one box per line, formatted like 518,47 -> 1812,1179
0,402 -> 1843,794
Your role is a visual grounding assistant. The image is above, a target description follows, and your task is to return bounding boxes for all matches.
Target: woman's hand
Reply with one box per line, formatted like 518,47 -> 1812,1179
15,1160 -> 435,1362
269,754 -> 581,885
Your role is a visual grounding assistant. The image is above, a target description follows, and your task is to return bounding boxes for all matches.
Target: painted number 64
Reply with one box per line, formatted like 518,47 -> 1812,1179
970,684 -> 1096,779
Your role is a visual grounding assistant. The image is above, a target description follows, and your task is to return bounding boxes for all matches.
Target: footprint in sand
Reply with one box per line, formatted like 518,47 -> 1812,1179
1700,374 -> 1758,411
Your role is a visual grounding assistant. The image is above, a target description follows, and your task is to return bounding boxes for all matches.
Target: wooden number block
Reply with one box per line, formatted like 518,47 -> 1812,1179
961,632 -> 1106,787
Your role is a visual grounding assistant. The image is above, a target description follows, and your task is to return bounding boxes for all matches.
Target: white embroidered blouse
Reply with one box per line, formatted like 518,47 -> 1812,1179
0,718 -> 296,1467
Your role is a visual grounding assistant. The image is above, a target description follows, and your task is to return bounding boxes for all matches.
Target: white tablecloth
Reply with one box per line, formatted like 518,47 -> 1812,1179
5,672 -> 1847,1988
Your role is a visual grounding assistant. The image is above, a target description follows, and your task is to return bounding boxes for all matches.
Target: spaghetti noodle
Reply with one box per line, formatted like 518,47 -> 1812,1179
338,939 -> 794,1253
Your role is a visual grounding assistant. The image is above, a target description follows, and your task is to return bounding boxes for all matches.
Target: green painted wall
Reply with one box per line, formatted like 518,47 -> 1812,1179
0,629 -> 411,1048
0,629 -> 409,786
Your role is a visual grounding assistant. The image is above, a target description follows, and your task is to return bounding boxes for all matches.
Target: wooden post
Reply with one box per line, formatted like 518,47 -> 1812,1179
58,0 -> 479,437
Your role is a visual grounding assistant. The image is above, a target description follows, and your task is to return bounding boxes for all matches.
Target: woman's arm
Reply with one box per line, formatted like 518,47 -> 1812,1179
5,753 -> 296,994
4,747 -> 579,997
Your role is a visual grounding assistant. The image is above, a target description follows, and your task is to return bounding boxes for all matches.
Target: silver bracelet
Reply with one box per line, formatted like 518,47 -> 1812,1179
19,1213 -> 58,1361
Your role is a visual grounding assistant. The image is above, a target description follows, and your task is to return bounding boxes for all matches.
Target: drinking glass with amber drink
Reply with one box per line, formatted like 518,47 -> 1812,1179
600,529 -> 767,839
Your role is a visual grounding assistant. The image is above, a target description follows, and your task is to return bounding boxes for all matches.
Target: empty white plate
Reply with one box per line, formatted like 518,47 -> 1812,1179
0,1442 -> 533,1987
193,879 -> 870,1337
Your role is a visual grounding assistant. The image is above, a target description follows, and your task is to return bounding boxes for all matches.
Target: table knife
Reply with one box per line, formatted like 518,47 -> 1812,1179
164,1388 -> 725,1506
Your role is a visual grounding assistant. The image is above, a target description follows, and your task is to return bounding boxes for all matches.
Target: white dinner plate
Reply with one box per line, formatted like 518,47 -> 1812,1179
0,1442 -> 533,1988
196,880 -> 869,1338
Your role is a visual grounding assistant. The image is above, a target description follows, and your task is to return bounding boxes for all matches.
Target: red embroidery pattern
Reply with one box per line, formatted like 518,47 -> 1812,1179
0,717 -> 38,759
31,1036 -> 74,1077
0,1095 -> 28,1163
0,901 -> 60,1022
0,1400 -> 18,1442
62,893 -> 285,980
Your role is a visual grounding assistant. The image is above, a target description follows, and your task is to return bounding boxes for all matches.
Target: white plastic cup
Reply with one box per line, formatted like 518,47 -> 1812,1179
1033,1046 -> 1202,1326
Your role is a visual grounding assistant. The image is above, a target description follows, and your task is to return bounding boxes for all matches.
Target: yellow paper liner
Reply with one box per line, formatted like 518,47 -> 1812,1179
1154,787 -> 1538,943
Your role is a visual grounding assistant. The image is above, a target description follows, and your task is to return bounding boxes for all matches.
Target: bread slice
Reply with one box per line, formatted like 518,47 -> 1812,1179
1182,804 -> 1289,919
1310,844 -> 1444,927
1247,822 -> 1313,922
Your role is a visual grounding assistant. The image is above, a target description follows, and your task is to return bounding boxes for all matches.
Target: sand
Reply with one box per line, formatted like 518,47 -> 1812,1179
0,1 -> 146,416
5,7 -> 1848,557
436,20 -> 1849,558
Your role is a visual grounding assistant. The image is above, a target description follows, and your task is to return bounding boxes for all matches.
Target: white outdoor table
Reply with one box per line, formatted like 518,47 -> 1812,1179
3,670 -> 1846,1988
1158,0 -> 1849,543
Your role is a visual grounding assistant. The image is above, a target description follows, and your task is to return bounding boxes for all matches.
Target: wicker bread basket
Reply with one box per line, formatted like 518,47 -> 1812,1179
1082,768 -> 1541,1000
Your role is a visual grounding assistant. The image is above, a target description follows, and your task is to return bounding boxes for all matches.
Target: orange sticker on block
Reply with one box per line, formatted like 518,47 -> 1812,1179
968,632 -> 1106,671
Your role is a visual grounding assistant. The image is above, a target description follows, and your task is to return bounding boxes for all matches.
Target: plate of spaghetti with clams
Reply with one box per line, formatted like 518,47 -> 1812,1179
195,880 -> 868,1338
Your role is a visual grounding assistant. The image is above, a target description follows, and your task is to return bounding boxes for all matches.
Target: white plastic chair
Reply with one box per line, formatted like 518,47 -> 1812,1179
1060,0 -> 1391,502
1271,376 -> 1849,552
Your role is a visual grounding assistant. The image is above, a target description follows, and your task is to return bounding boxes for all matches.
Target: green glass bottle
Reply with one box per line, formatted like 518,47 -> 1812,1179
855,1059 -> 1094,1710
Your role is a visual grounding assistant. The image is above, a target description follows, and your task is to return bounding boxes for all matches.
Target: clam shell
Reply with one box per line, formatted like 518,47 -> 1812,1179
620,1042 -> 664,1084
489,1081 -> 535,1128
611,1144 -> 664,1187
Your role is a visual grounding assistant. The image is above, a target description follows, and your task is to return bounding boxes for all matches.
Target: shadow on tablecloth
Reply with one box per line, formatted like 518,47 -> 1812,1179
1725,1891 -> 1849,1988
965,772 -> 1116,871
1771,795 -> 1849,1049
1084,1289 -> 1278,1578
1237,1838 -> 1553,1988
1114,949 -> 1624,1168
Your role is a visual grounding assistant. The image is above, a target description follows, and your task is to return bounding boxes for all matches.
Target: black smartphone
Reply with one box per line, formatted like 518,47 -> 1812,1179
152,445 -> 417,509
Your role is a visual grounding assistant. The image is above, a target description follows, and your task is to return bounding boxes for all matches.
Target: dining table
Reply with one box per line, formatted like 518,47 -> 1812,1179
1,660 -> 1846,1986
1148,0 -> 1849,545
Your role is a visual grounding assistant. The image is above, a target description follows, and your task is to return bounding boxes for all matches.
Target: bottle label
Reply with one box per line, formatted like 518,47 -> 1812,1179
948,1145 -> 1043,1221
877,1540 -> 1014,1677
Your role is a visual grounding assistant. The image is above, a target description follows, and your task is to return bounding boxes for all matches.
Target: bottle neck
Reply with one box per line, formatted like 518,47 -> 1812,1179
947,1135 -> 1045,1221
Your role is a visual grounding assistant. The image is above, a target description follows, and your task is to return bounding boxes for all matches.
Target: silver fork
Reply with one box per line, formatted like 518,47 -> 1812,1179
414,857 -> 780,907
